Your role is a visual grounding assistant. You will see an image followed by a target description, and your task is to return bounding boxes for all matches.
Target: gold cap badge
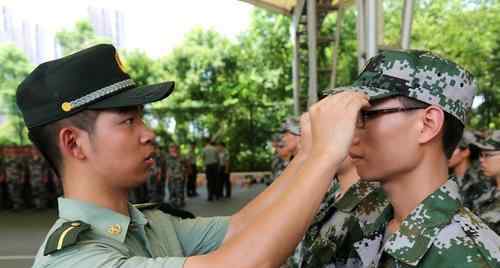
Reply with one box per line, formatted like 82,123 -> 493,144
108,224 -> 122,235
61,102 -> 72,112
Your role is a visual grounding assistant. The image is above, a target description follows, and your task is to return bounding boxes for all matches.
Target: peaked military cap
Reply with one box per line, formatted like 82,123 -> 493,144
474,130 -> 500,151
16,44 -> 175,128
327,50 -> 476,125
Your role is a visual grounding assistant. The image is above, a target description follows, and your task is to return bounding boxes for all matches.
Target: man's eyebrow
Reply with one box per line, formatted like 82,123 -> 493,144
115,105 -> 143,115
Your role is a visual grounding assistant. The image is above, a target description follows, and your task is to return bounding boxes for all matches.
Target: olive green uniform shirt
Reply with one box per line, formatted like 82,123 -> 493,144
32,198 -> 229,268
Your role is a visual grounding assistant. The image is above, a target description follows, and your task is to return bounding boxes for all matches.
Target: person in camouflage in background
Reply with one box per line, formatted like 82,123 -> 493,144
271,117 -> 300,186
166,143 -> 186,208
305,50 -> 500,267
4,146 -> 27,211
28,146 -> 50,209
448,129 -> 493,210
267,134 -> 284,185
474,130 -> 500,234
146,144 -> 164,203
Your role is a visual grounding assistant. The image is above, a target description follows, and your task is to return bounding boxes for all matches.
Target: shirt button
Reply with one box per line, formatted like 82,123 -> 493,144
108,224 -> 122,235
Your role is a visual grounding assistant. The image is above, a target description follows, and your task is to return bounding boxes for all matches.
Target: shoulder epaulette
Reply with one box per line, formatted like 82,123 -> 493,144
44,220 -> 91,256
158,203 -> 195,219
133,202 -> 160,210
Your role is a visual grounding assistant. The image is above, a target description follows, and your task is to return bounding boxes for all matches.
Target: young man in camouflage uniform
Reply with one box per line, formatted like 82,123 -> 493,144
4,146 -> 26,211
448,130 -> 492,210
271,117 -> 301,185
298,50 -> 500,267
475,130 -> 500,234
28,146 -> 50,209
166,144 -> 186,208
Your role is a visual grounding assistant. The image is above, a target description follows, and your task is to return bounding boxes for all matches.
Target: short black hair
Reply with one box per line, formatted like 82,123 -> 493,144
28,110 -> 100,177
397,96 -> 463,159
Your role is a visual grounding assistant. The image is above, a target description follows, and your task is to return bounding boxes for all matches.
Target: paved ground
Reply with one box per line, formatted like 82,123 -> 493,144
0,184 -> 266,268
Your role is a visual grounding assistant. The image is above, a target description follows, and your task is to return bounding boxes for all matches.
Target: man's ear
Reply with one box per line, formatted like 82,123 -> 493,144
58,127 -> 87,161
462,147 -> 471,158
417,106 -> 445,144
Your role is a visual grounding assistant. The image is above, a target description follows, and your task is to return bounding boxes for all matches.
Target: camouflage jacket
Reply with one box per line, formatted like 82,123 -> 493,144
475,187 -> 500,235
295,180 -> 384,268
285,177 -> 342,267
325,178 -> 500,268
165,154 -> 184,181
301,179 -> 500,267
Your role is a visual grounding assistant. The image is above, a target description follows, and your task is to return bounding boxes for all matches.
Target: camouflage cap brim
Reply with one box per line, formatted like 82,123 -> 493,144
325,86 -> 401,101
474,130 -> 500,151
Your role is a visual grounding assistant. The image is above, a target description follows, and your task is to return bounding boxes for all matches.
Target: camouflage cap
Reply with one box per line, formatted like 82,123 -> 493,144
474,130 -> 500,151
458,129 -> 478,149
271,133 -> 282,143
327,50 -> 476,125
279,117 -> 300,136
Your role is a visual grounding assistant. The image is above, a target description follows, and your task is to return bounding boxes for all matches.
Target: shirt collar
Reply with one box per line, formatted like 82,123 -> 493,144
58,198 -> 148,243
334,181 -> 381,212
382,178 -> 462,266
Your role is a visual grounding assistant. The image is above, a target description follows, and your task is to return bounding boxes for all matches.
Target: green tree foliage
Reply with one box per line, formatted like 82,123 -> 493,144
1,2 -> 499,169
0,44 -> 32,144
56,20 -> 110,56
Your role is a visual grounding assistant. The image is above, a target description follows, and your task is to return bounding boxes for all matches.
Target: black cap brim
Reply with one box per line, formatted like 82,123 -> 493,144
88,81 -> 175,109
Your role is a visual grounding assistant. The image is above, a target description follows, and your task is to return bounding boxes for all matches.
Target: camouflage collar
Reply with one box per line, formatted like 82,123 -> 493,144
382,178 -> 462,266
334,181 -> 381,212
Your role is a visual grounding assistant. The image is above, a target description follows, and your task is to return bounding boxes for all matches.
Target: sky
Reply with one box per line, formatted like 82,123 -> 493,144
0,0 -> 255,58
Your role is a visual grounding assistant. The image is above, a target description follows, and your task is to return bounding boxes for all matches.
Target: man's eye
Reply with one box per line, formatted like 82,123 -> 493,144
124,118 -> 134,125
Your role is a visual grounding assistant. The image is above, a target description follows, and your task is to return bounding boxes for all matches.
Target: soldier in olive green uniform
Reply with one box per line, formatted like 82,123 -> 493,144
475,130 -> 500,234
295,50 -> 500,267
166,144 -> 186,208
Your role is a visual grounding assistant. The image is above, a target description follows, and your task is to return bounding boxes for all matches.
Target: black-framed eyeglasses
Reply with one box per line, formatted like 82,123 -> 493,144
356,107 -> 426,129
480,151 -> 500,159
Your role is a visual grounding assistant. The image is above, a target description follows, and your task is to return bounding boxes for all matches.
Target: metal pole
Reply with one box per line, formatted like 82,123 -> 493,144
330,8 -> 344,89
356,0 -> 366,72
400,0 -> 415,49
307,0 -> 318,107
377,0 -> 384,46
291,6 -> 302,116
366,0 -> 378,59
